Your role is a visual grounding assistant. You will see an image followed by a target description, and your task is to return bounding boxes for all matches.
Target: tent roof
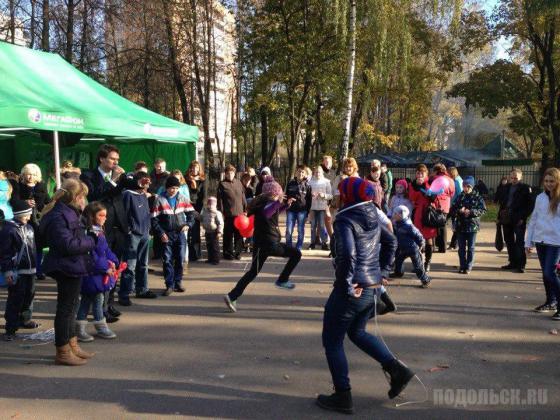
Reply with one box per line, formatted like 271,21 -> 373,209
0,41 -> 198,143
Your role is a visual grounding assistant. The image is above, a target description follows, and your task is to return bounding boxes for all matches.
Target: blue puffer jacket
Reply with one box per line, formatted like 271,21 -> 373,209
394,219 -> 425,255
81,229 -> 119,295
379,225 -> 397,279
40,201 -> 95,278
333,201 -> 382,295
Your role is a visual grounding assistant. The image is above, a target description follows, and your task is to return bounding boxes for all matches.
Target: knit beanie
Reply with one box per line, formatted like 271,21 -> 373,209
395,179 -> 408,191
394,205 -> 410,220
12,199 -> 32,218
463,176 -> 475,188
338,177 -> 375,205
260,166 -> 272,176
261,175 -> 283,196
165,176 -> 181,189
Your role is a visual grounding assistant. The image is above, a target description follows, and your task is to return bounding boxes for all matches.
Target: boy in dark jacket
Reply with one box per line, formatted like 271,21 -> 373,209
390,205 -> 430,287
451,176 -> 487,274
151,176 -> 195,296
224,177 -> 302,313
285,165 -> 312,251
118,171 -> 157,306
1,200 -> 38,341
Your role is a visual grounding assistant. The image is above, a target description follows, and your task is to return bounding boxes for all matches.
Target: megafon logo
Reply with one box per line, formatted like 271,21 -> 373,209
28,109 -> 42,123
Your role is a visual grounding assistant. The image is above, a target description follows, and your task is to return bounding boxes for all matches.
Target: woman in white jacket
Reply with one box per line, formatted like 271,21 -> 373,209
308,166 -> 332,250
525,167 -> 560,320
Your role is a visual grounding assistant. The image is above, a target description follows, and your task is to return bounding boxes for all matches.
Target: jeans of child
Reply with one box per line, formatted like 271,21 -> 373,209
394,249 -> 428,282
54,274 -> 81,347
457,231 -> 477,271
322,288 -> 395,391
119,233 -> 150,298
503,222 -> 527,269
3,274 -> 36,334
535,243 -> 560,306
285,210 -> 307,250
228,243 -> 301,301
162,231 -> 187,288
310,210 -> 328,245
76,292 -> 104,322
205,231 -> 221,263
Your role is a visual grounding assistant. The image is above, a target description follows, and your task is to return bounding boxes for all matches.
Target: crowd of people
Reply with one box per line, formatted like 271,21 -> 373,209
1,143 -> 560,413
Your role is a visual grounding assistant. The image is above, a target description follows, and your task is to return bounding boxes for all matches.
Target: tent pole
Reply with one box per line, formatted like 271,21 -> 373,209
54,131 -> 61,189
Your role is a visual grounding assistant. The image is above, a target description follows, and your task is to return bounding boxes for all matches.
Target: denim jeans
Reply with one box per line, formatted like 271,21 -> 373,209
536,243 -> 560,305
119,233 -> 150,297
162,231 -> 187,288
285,210 -> 307,250
322,288 -> 395,391
54,274 -> 81,347
76,292 -> 104,322
310,210 -> 328,245
3,274 -> 35,334
394,249 -> 428,282
228,243 -> 302,301
457,232 -> 477,271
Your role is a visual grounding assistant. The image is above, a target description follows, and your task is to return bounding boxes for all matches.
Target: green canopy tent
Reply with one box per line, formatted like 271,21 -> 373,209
0,41 -> 198,187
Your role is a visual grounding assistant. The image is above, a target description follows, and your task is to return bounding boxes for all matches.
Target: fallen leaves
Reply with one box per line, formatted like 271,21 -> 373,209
427,364 -> 450,373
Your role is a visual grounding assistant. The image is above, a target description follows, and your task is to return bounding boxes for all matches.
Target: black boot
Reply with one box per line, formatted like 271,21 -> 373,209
316,389 -> 353,414
108,305 -> 121,318
104,311 -> 120,324
382,359 -> 415,399
424,244 -> 433,273
378,292 -> 396,315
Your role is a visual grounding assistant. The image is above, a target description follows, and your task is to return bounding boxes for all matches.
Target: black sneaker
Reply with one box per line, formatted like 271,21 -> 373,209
514,267 -> 525,273
118,297 -> 132,306
534,303 -> 557,313
501,264 -> 515,269
173,285 -> 186,293
162,287 -> 174,296
36,273 -> 46,280
108,305 -> 122,317
389,272 -> 404,278
321,244 -> 330,251
136,290 -> 158,299
104,312 -> 120,323
308,244 -> 316,250
20,320 -> 41,329
382,359 -> 415,399
378,292 -> 396,315
552,311 -> 560,321
316,390 -> 353,414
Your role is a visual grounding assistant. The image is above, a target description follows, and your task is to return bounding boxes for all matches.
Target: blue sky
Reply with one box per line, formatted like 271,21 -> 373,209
479,0 -> 510,60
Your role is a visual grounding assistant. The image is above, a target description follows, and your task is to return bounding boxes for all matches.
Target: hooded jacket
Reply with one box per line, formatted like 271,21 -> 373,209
39,201 -> 95,278
0,219 -> 36,278
81,228 -> 119,294
333,201 -> 383,295
393,219 -> 425,255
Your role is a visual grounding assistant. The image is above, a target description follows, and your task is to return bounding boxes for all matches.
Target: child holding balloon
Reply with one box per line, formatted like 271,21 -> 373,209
201,197 -> 224,265
224,176 -> 302,313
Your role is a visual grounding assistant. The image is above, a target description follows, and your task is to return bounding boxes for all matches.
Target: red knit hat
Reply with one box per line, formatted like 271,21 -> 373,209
338,177 -> 375,205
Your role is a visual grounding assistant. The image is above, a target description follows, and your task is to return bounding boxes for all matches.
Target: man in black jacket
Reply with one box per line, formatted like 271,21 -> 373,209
80,144 -> 127,321
285,165 -> 312,251
218,165 -> 247,260
497,168 -> 533,273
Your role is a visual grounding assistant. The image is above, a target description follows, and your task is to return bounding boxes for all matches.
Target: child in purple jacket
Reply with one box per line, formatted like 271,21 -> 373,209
76,202 -> 119,341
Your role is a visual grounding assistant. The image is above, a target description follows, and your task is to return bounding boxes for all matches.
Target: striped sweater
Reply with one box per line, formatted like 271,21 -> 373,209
151,192 -> 195,237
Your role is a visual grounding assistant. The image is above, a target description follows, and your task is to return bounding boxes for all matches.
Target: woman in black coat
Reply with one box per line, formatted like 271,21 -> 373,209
185,161 -> 205,261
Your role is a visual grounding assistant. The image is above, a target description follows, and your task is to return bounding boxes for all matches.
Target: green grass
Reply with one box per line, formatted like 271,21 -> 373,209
482,202 -> 498,223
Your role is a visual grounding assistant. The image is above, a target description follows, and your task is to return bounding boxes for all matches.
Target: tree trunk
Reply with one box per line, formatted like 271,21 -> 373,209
260,105 -> 268,166
65,0 -> 76,62
41,0 -> 49,51
162,0 -> 189,123
78,0 -> 88,70
8,0 -> 15,44
339,0 -> 357,168
30,0 -> 37,48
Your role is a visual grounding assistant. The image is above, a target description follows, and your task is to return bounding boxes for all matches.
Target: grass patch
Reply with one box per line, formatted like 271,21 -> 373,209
482,202 -> 498,223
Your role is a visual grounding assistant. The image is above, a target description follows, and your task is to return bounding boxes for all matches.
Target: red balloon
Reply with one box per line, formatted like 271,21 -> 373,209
234,215 -> 250,231
247,215 -> 255,230
239,227 -> 254,238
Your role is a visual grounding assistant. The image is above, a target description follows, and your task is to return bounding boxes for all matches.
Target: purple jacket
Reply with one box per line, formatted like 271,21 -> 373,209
40,201 -> 95,278
81,230 -> 119,294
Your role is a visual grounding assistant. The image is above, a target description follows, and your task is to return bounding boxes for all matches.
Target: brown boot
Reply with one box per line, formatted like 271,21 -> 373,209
69,336 -> 95,359
55,344 -> 87,366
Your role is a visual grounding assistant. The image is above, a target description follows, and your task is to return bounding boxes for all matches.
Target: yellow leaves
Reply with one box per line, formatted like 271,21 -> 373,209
356,122 -> 400,150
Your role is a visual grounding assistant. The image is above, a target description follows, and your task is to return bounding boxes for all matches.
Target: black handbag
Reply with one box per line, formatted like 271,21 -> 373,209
423,205 -> 447,228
